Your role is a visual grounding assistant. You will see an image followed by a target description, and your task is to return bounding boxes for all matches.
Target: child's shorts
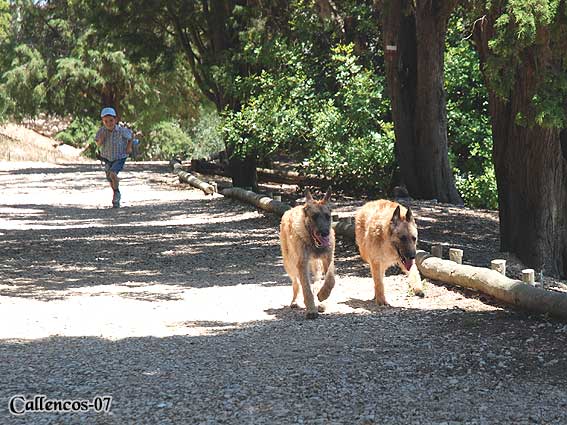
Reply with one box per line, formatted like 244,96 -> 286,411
103,157 -> 127,175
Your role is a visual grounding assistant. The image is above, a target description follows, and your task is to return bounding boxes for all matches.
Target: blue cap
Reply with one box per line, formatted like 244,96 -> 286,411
100,107 -> 116,118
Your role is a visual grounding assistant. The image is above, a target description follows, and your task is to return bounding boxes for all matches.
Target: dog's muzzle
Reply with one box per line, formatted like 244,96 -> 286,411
397,247 -> 415,271
311,229 -> 331,248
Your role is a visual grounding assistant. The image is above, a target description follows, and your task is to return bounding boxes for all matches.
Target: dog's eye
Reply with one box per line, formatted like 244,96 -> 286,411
412,236 -> 417,242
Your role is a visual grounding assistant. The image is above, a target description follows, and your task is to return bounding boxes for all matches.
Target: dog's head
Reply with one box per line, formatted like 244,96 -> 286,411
389,205 -> 418,271
303,187 -> 333,249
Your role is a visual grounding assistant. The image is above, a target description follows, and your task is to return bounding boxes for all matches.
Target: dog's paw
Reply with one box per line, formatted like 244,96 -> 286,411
413,289 -> 425,298
317,288 -> 330,302
305,311 -> 319,319
317,304 -> 326,313
374,298 -> 390,307
290,302 -> 299,309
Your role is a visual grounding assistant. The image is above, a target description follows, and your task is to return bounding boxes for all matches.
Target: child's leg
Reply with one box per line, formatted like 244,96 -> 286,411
109,158 -> 126,207
108,171 -> 119,191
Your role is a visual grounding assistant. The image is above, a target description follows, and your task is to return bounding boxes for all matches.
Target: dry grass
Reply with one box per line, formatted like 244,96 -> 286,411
0,132 -> 67,162
0,124 -> 87,163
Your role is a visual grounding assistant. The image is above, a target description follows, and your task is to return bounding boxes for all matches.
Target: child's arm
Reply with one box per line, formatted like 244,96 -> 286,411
123,127 -> 133,155
95,128 -> 105,147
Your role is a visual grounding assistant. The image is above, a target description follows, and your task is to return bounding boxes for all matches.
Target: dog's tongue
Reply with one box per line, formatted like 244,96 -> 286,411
319,234 -> 330,248
402,258 -> 414,271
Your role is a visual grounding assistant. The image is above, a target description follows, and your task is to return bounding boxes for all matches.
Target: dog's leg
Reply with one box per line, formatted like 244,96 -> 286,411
397,261 -> 424,297
317,255 -> 335,302
370,261 -> 389,306
298,257 -> 318,319
290,277 -> 300,308
407,264 -> 424,297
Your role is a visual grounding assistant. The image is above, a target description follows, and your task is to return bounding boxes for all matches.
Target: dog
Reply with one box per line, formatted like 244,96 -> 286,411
355,199 -> 423,305
280,188 -> 336,319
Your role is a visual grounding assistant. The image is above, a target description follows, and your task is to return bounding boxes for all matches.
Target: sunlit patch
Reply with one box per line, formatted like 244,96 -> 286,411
0,207 -> 46,215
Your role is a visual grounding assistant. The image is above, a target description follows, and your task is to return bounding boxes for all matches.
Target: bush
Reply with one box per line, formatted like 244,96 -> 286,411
55,116 -> 99,158
188,107 -> 224,159
455,166 -> 498,210
143,120 -> 193,160
223,40 -> 395,194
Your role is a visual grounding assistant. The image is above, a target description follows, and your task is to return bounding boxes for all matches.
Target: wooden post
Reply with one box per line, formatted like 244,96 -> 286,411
522,269 -> 535,285
431,244 -> 443,258
491,259 -> 506,275
449,248 -> 463,264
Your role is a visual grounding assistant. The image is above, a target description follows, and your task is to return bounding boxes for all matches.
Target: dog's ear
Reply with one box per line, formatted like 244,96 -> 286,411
391,205 -> 401,225
304,188 -> 313,203
322,186 -> 332,203
406,207 -> 414,223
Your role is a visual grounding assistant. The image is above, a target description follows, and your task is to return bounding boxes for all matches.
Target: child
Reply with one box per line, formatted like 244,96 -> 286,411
95,107 -> 133,208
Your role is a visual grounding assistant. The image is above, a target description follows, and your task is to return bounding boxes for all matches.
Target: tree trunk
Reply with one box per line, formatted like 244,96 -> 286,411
225,144 -> 258,191
101,84 -> 120,117
413,0 -> 461,203
474,15 -> 567,277
380,0 -> 462,204
381,0 -> 418,191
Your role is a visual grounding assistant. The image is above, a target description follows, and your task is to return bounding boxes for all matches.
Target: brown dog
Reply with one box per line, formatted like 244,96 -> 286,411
280,188 -> 336,319
355,199 -> 423,305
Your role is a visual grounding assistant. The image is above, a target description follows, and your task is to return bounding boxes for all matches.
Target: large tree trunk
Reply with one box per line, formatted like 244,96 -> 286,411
380,0 -> 462,204
101,84 -> 119,116
381,0 -> 418,191
225,144 -> 258,191
474,15 -> 567,277
413,0 -> 461,203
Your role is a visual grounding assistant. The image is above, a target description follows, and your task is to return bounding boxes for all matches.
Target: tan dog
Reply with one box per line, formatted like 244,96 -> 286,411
355,199 -> 423,305
280,188 -> 336,319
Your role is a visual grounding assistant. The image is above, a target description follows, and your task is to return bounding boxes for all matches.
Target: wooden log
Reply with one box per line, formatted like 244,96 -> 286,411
189,158 -> 329,185
221,187 -> 291,217
190,159 -> 229,177
415,250 -> 567,320
256,167 -> 329,186
171,162 -> 216,195
332,219 -> 355,241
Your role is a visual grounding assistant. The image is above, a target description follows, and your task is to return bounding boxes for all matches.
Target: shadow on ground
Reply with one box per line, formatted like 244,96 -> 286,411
0,309 -> 566,424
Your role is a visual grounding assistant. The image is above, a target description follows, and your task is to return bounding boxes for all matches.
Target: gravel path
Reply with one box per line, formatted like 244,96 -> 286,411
1,161 -> 566,425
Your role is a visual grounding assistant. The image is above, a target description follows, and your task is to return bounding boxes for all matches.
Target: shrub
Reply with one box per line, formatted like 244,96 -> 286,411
55,116 -> 99,158
143,120 -> 193,160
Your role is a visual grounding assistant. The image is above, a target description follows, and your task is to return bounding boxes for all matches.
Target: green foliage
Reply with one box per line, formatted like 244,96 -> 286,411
55,116 -> 99,156
455,166 -> 499,210
0,0 -> 9,42
483,0 -> 567,128
223,1 -> 394,194
445,13 -> 497,209
2,44 -> 47,117
188,107 -> 224,159
143,121 -> 194,161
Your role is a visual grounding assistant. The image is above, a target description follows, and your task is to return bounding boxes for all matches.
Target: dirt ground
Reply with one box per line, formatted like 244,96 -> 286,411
1,127 -> 567,424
